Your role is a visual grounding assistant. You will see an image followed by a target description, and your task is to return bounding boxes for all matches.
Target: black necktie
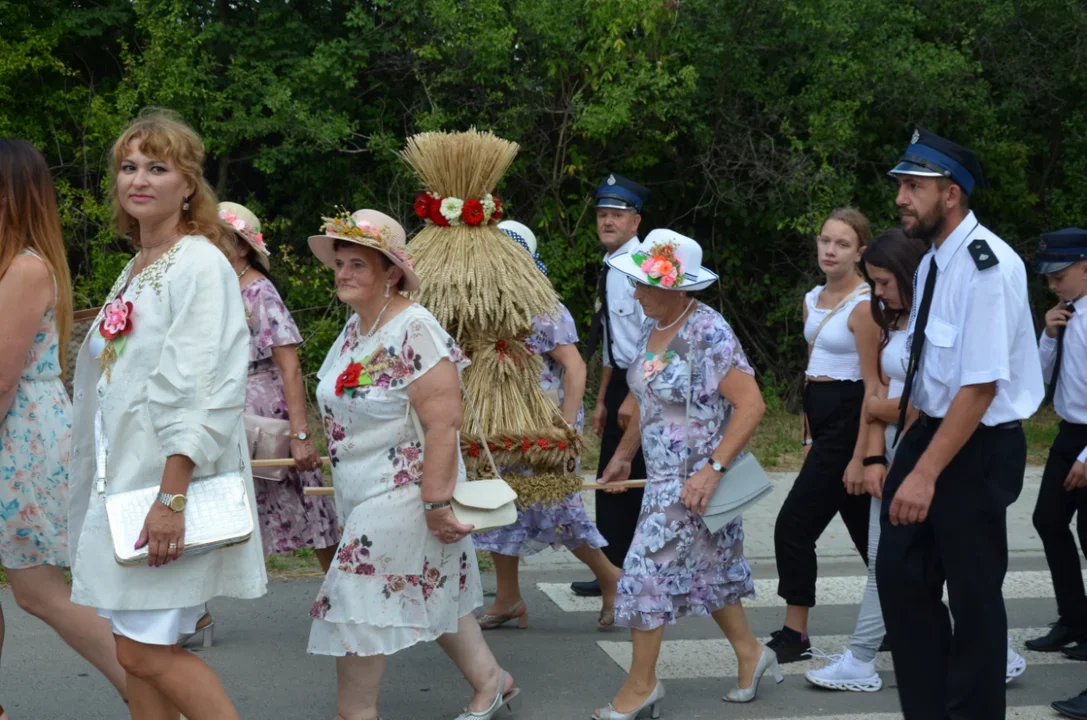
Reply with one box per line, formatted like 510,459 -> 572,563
585,265 -> 617,368
1045,302 -> 1076,407
894,255 -> 938,445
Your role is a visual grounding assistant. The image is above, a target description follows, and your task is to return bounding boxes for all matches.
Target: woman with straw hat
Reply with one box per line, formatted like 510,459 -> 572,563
306,209 -> 520,720
171,201 -> 339,646
594,230 -> 778,718
473,220 -> 621,630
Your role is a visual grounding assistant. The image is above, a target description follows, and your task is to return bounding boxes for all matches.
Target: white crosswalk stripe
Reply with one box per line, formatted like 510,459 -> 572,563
537,568 -> 1074,612
738,711 -> 1059,720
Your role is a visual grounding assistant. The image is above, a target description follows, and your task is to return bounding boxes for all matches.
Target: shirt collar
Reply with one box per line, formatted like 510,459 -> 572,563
934,211 -> 978,270
1070,295 -> 1085,313
604,235 -> 641,262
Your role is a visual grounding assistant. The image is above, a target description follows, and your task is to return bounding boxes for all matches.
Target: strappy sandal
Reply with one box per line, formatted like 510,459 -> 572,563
477,600 -> 528,630
179,610 -> 215,648
598,607 -> 616,630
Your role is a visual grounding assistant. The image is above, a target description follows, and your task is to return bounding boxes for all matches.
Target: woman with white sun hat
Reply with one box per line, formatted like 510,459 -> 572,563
592,229 -> 779,718
472,219 -> 622,631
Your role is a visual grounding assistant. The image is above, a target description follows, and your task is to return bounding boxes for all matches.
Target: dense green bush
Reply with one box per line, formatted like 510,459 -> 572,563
3,0 -> 1084,407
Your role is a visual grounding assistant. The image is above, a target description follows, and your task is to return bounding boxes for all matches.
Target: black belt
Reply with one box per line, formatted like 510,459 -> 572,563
917,412 -> 1021,431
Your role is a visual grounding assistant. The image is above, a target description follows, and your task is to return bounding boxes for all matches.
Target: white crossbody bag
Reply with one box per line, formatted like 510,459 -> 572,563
681,353 -> 774,534
408,382 -> 518,532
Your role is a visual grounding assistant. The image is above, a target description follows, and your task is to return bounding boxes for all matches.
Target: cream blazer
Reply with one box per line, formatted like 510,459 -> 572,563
68,236 -> 267,611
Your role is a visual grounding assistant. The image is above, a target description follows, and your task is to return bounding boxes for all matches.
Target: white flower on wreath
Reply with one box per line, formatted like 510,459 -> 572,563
440,197 -> 464,223
481,194 -> 497,220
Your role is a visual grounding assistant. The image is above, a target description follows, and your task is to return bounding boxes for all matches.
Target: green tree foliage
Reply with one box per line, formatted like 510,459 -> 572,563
2,0 -> 1085,404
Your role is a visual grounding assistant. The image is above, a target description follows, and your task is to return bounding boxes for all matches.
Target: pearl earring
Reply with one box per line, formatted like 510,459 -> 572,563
182,198 -> 190,212
384,282 -> 391,298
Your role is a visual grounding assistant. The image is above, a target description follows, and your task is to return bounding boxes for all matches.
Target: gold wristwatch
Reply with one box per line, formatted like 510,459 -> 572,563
156,492 -> 187,513
291,431 -> 309,441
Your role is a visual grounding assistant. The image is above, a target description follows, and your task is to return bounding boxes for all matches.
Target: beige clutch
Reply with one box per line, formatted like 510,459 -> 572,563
244,412 -> 292,482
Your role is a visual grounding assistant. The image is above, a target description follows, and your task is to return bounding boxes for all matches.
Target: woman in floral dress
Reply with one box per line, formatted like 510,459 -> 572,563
473,220 -> 619,630
306,209 -> 518,720
594,230 -> 777,719
0,138 -> 127,716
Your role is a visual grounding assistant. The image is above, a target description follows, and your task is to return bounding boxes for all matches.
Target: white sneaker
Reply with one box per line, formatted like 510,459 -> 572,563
1007,637 -> 1026,684
804,648 -> 883,692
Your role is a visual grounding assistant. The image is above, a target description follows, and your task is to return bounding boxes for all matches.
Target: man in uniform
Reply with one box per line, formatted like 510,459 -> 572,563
876,128 -> 1044,719
571,174 -> 650,597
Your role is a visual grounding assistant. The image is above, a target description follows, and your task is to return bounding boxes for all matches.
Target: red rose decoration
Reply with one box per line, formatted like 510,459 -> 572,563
492,196 -> 504,221
461,198 -> 485,226
427,198 -> 450,227
335,361 -> 364,396
414,193 -> 432,219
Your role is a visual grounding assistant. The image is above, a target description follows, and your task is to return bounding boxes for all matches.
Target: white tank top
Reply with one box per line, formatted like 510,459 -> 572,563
882,329 -> 908,399
803,285 -> 868,380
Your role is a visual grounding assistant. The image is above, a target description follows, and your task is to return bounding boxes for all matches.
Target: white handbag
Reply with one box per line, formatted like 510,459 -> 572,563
409,384 -> 518,533
679,352 -> 774,534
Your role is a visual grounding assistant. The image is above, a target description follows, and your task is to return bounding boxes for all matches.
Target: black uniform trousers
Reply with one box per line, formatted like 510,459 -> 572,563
1032,421 -> 1087,632
877,418 -> 1025,720
595,369 -> 646,569
775,380 -> 870,606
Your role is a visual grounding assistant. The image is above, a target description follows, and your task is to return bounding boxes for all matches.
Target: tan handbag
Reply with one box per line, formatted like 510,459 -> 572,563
409,384 -> 518,532
244,413 -> 292,482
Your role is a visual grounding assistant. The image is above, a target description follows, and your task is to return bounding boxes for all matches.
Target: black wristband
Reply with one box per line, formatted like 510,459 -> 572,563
862,456 -> 888,467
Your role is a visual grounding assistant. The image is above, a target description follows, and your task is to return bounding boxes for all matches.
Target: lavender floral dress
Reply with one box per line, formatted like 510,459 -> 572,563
616,303 -> 756,630
473,304 -> 606,556
0,251 -> 70,569
242,277 -> 339,555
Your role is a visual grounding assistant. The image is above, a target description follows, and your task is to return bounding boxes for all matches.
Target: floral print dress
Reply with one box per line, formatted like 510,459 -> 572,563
616,303 -> 756,630
308,304 -> 482,657
473,303 -> 606,556
242,277 -> 339,555
0,251 -> 70,569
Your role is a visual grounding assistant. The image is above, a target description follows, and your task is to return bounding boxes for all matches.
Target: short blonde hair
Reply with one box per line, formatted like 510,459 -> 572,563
109,109 -> 229,256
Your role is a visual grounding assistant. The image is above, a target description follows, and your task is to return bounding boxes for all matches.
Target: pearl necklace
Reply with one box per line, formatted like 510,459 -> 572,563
363,298 -> 395,339
655,299 -> 695,331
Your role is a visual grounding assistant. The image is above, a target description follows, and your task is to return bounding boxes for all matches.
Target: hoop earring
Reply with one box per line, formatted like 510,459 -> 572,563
384,282 -> 391,299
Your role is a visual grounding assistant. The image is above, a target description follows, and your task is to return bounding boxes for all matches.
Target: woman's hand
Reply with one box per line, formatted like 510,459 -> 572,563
681,465 -> 722,515
843,457 -> 866,495
599,456 -> 632,493
291,437 -> 320,471
137,503 -> 185,567
863,463 -> 886,499
425,506 -> 474,544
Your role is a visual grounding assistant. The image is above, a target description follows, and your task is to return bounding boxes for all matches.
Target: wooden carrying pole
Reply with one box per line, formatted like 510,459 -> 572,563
248,458 -> 648,493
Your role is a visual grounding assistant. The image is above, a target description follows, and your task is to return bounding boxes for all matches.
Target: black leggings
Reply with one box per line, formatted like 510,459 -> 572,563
775,380 -> 870,607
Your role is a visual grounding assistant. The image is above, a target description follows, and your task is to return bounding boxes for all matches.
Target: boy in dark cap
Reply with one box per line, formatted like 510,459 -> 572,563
876,127 -> 1044,720
1027,230 -> 1087,668
573,174 -> 650,598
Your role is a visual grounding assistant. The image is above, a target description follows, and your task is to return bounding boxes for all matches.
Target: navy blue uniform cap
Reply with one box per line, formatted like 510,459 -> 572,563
595,174 -> 648,213
888,127 -> 985,196
1035,227 -> 1087,274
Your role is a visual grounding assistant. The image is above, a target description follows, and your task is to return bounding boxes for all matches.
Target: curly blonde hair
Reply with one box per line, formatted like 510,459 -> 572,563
109,108 -> 229,256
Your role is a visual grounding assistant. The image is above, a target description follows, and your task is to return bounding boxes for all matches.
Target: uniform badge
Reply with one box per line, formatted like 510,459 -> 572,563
968,239 -> 999,270
911,129 -> 920,144
607,174 -> 616,185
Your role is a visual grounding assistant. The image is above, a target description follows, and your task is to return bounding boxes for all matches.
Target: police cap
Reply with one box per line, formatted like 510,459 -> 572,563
1035,227 -> 1087,274
595,174 -> 648,213
888,127 -> 986,196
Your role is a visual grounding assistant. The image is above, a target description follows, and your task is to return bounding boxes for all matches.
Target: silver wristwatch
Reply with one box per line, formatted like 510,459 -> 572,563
423,500 -> 452,512
156,492 -> 187,513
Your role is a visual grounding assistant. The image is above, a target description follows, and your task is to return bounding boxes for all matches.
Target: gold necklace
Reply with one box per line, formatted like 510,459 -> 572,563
236,264 -> 250,279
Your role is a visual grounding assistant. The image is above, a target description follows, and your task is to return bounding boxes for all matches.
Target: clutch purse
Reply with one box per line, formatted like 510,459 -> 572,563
409,383 -> 518,533
244,412 -> 292,482
96,413 -> 255,566
701,452 -> 773,534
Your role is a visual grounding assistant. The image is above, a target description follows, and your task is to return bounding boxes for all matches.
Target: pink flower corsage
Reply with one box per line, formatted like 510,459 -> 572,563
99,297 -> 134,340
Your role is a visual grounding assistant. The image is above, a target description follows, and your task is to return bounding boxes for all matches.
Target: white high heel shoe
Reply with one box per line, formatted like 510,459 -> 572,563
454,670 -> 521,719
591,682 -> 665,719
724,644 -> 784,703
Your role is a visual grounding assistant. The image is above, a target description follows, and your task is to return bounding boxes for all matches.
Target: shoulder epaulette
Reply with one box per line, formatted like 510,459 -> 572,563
968,239 -> 999,270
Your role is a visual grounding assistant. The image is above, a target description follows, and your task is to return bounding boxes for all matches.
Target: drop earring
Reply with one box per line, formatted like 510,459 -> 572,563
384,282 -> 391,299
182,197 -> 190,212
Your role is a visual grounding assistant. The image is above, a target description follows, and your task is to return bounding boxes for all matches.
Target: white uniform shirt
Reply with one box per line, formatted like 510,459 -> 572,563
907,211 -> 1044,426
1039,295 -> 1087,463
602,236 -> 647,370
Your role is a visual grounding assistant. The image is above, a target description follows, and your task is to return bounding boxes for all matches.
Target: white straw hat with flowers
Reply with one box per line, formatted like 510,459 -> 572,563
607,229 -> 718,291
219,201 -> 270,270
308,208 -> 420,292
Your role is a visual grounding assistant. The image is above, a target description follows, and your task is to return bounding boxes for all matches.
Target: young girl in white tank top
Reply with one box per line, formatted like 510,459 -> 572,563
769,208 -> 883,664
